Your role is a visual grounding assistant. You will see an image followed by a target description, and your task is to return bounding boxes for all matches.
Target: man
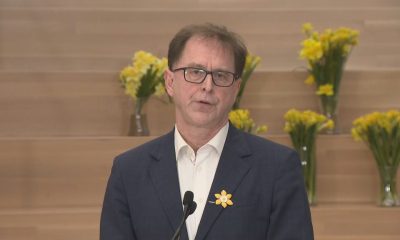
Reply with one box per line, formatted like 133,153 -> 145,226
100,23 -> 314,240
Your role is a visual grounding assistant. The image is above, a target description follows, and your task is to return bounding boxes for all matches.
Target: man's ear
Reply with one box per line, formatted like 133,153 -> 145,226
164,69 -> 174,97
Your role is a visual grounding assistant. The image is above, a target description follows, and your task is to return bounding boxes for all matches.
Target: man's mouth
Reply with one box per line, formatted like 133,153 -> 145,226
199,100 -> 211,105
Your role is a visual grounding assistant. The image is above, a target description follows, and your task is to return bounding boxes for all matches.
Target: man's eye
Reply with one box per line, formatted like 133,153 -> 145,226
191,69 -> 202,75
215,72 -> 229,79
187,69 -> 205,78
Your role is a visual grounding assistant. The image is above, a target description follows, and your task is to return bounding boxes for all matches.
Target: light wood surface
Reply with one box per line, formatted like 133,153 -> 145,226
1,203 -> 400,240
1,70 -> 399,136
0,136 -> 399,209
1,0 -> 400,239
2,0 -> 400,9
0,7 -> 399,70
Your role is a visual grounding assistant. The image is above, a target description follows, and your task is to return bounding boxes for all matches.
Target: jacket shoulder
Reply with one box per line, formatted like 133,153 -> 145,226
114,130 -> 174,168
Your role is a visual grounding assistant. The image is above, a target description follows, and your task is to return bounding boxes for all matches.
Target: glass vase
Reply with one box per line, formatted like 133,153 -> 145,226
128,97 -> 149,136
293,135 -> 317,206
377,165 -> 399,207
319,94 -> 339,134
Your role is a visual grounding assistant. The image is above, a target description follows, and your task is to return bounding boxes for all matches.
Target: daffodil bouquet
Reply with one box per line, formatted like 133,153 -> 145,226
233,54 -> 261,109
120,51 -> 168,135
300,23 -> 359,133
229,109 -> 267,134
284,109 -> 334,204
120,51 -> 167,105
351,110 -> 400,206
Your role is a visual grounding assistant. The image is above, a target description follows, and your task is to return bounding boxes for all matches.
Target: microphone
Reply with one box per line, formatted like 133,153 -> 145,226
171,191 -> 197,240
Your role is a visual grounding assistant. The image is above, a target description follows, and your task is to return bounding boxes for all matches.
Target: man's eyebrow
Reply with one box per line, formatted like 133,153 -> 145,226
186,63 -> 206,69
186,63 -> 233,72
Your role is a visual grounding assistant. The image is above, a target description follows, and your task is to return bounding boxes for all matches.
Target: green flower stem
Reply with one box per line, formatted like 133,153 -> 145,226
290,124 -> 318,205
233,68 -> 254,110
134,97 -> 147,116
378,165 -> 399,207
365,126 -> 400,206
136,66 -> 159,99
319,95 -> 338,134
310,47 -> 347,134
352,112 -> 400,206
130,97 -> 149,136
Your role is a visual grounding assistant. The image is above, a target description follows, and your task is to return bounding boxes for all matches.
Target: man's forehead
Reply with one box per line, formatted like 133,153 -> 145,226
172,35 -> 235,70
186,35 -> 230,49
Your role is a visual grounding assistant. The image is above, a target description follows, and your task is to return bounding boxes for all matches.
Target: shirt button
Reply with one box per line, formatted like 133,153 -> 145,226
197,166 -> 202,172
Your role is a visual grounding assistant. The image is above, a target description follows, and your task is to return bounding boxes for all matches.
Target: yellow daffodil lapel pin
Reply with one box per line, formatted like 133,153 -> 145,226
212,190 -> 233,208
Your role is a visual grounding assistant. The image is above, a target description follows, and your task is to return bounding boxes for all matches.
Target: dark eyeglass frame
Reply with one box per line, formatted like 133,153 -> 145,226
172,67 -> 239,87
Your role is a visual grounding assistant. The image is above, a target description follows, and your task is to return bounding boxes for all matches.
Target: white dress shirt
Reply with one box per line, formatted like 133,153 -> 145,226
174,123 -> 229,240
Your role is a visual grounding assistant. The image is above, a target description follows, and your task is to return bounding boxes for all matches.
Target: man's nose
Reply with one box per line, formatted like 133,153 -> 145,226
201,73 -> 214,92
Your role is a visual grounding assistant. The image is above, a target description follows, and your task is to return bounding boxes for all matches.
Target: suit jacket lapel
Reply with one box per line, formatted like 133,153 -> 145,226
195,125 -> 252,240
148,130 -> 189,239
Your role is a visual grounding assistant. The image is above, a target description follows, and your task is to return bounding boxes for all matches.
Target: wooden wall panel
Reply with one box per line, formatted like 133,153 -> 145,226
0,136 -> 399,240
1,8 -> 399,70
1,0 -> 400,9
1,70 -> 399,136
0,136 -> 399,209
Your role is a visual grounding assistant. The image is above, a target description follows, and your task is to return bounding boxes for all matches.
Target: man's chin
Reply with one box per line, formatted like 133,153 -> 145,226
188,114 -> 228,130
188,114 -> 216,127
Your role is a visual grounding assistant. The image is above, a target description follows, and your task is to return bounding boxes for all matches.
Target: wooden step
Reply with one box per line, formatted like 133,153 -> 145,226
319,237 -> 399,240
0,137 -> 147,208
0,136 -> 399,209
1,8 -> 399,70
1,203 -> 399,240
1,0 -> 400,9
0,56 -> 127,72
0,207 -> 99,240
0,70 -> 175,137
1,70 -> 399,136
312,203 -> 400,238
0,71 -> 132,137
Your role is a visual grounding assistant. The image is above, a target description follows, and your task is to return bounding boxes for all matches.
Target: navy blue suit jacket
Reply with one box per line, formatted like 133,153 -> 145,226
100,125 -> 314,240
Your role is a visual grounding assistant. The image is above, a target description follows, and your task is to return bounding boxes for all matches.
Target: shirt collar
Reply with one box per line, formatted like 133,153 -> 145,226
174,122 -> 229,160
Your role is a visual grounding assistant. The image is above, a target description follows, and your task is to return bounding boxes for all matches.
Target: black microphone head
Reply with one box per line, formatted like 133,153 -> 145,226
183,191 -> 194,206
188,201 -> 197,216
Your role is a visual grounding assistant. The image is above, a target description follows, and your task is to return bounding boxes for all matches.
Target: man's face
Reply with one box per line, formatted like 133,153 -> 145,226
164,36 -> 240,131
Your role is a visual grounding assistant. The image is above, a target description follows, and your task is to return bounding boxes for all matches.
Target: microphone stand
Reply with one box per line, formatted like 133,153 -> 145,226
171,191 -> 197,240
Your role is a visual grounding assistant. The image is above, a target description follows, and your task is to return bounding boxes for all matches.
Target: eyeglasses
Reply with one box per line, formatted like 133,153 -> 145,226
172,67 -> 238,87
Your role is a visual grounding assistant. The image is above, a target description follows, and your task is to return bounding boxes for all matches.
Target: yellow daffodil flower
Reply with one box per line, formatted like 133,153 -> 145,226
300,38 -> 323,62
284,109 -> 334,134
304,75 -> 315,85
229,109 -> 267,134
215,190 -> 233,208
316,84 -> 334,96
351,110 -> 400,176
302,23 -> 314,35
120,50 -> 168,100
299,23 -> 359,127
